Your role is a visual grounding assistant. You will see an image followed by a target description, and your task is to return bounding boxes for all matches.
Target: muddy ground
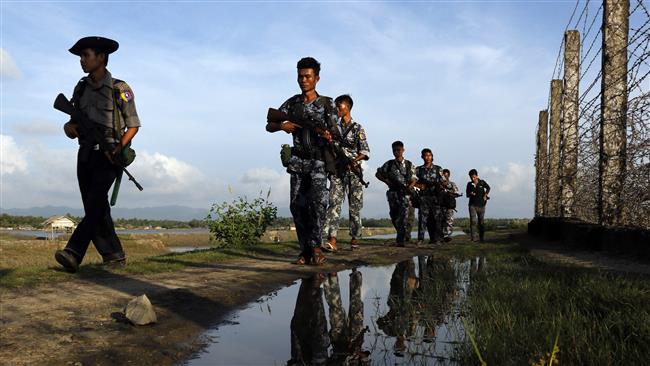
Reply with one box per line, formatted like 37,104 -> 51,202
0,239 -> 440,366
2,232 -> 648,366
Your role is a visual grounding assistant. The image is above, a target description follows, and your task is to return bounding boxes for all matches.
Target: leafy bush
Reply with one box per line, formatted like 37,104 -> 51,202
206,191 -> 277,247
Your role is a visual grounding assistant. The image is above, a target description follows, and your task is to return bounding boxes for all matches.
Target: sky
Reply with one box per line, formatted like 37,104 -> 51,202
0,1 -> 588,219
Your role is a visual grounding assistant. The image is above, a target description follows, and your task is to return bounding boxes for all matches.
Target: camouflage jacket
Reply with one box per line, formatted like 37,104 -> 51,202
415,164 -> 443,195
279,94 -> 337,159
443,180 -> 459,194
377,159 -> 416,191
334,118 -> 370,161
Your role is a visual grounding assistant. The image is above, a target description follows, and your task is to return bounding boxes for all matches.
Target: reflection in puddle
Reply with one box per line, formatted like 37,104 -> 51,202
187,256 -> 485,365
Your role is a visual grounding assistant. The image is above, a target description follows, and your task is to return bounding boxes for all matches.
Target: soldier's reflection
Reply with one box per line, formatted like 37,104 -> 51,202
288,274 -> 329,366
376,259 -> 419,356
323,268 -> 369,364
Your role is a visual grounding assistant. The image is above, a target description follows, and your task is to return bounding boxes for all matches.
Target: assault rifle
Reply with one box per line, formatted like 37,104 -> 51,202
267,108 -> 369,188
53,93 -> 143,192
267,108 -> 335,141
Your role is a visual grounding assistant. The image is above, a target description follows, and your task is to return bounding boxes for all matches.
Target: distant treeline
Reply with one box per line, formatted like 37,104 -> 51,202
0,214 -> 47,228
2,213 -> 529,231
0,213 -> 207,229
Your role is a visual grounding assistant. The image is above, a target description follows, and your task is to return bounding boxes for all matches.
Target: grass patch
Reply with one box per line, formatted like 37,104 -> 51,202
447,234 -> 650,365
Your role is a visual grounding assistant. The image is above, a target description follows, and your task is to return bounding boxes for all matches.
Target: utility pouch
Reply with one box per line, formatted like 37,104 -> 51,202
121,142 -> 136,167
112,82 -> 136,167
280,144 -> 291,167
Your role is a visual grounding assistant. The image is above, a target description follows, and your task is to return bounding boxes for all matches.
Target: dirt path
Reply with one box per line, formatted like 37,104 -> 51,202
0,242 -> 434,366
513,233 -> 650,275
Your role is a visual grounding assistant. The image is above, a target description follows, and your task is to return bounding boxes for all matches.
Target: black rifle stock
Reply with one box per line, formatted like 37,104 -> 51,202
53,93 -> 143,191
267,107 -> 369,188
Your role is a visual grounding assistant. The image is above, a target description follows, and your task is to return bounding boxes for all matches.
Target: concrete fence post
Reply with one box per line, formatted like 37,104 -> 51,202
535,110 -> 549,217
548,79 -> 563,217
599,0 -> 629,226
561,30 -> 581,218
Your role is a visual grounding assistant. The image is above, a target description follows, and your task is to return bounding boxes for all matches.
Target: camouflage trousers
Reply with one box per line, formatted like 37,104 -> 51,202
323,269 -> 364,357
405,204 -> 415,242
288,157 -> 329,252
443,208 -> 455,238
387,191 -> 410,244
417,196 -> 443,242
324,172 -> 364,240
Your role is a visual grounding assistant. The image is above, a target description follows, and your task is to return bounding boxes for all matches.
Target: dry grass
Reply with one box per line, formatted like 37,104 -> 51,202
0,236 -> 168,269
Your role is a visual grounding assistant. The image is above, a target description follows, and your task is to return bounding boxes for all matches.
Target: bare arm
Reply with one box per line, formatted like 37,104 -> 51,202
121,126 -> 138,146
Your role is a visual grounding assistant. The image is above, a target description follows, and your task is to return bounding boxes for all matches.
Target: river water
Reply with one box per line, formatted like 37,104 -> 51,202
185,255 -> 486,366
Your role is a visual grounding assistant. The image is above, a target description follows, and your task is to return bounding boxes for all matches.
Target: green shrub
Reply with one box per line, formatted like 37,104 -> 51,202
206,191 -> 277,247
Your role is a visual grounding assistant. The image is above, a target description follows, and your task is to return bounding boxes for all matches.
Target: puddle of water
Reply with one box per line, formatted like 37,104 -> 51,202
186,255 -> 486,366
168,246 -> 211,253
367,230 -> 466,240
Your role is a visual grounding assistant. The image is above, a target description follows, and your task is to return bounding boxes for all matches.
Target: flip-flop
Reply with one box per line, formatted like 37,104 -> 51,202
323,242 -> 338,252
295,255 -> 308,265
311,249 -> 327,266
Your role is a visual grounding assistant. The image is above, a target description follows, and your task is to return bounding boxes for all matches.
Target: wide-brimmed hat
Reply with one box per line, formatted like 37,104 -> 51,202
69,36 -> 119,56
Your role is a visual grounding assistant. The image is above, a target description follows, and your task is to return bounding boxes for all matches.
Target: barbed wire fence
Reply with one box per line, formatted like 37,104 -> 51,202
536,0 -> 650,229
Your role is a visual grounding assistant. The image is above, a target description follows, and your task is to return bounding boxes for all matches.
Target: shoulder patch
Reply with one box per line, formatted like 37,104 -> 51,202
359,128 -> 366,141
115,82 -> 134,103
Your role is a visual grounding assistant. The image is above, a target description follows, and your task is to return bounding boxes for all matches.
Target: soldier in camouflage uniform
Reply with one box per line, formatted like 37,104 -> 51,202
323,95 -> 370,252
375,141 -> 417,247
55,37 -> 141,273
266,57 -> 336,265
441,168 -> 460,240
414,148 -> 444,245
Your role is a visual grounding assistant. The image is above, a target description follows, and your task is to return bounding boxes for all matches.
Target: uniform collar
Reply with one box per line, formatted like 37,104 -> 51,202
339,117 -> 355,129
88,69 -> 113,89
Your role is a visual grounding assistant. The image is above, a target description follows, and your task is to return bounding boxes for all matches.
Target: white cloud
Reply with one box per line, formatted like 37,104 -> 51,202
239,167 -> 284,184
476,162 -> 535,218
498,162 -> 535,194
134,151 -> 206,194
0,48 -> 22,79
0,135 -> 28,175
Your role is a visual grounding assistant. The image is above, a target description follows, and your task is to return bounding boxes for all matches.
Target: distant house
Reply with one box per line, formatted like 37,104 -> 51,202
42,215 -> 76,232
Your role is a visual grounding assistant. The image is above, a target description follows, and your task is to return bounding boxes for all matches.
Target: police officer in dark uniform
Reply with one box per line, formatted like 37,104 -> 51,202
55,36 -> 141,272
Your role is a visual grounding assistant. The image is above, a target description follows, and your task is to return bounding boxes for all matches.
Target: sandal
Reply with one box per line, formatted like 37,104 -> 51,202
295,253 -> 311,265
311,248 -> 327,266
323,237 -> 338,252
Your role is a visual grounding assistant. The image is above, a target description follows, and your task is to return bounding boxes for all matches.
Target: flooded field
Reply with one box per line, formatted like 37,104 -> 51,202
187,255 -> 485,365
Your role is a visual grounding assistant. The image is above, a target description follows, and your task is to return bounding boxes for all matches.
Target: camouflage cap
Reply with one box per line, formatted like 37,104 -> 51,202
69,36 -> 119,56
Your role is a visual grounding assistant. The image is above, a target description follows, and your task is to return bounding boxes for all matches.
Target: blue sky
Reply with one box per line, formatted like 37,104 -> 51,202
1,1 -> 588,218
